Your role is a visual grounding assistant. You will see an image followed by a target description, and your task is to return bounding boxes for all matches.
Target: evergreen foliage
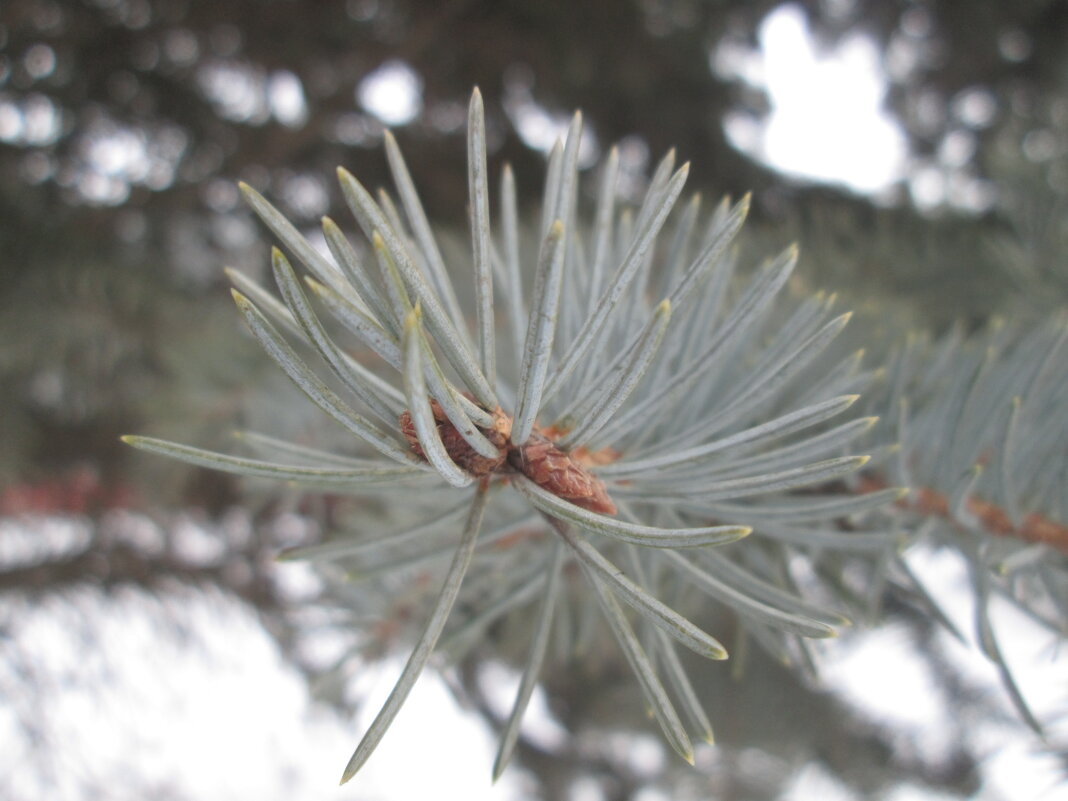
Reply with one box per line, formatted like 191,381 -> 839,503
124,88 -> 1066,784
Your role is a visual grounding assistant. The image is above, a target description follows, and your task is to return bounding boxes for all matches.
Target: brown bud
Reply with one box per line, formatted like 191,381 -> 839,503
400,400 -> 510,477
509,430 -> 617,515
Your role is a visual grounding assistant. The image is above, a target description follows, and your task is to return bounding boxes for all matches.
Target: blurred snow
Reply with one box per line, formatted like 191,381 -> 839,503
2,519 -> 1064,800
821,622 -> 955,762
478,660 -> 569,752
0,517 -> 521,801
816,543 -> 1067,801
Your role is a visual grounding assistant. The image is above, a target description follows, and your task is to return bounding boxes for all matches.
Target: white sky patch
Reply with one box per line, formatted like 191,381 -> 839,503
63,114 -> 188,205
0,92 -> 64,146
24,43 -> 57,81
724,3 -> 907,196
197,59 -> 271,124
268,70 -> 308,127
503,79 -> 600,168
276,171 -> 330,219
357,60 -> 423,126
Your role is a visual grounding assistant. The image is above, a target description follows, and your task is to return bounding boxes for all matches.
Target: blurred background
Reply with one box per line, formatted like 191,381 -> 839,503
1,1 -> 1067,799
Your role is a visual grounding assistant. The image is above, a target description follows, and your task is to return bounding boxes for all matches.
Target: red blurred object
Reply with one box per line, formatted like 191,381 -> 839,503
0,466 -> 138,515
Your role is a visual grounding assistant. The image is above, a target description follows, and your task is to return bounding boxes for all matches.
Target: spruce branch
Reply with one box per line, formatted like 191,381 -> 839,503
859,474 -> 1068,556
125,88 -> 906,781
859,315 -> 1068,733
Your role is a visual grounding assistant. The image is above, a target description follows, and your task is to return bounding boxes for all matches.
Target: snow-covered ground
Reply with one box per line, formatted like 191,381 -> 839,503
1,515 -> 1064,801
